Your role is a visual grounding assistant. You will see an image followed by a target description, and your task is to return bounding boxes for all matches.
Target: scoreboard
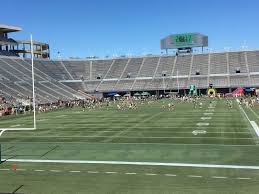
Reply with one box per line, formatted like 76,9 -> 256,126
161,33 -> 208,49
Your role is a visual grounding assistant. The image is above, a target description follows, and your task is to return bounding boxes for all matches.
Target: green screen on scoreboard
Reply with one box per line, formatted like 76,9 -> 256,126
172,34 -> 193,46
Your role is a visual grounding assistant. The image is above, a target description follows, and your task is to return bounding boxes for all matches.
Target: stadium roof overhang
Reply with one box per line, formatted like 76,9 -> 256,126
0,38 -> 17,45
0,25 -> 22,33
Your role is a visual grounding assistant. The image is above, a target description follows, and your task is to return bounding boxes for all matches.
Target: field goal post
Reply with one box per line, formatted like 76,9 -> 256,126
0,33 -> 36,137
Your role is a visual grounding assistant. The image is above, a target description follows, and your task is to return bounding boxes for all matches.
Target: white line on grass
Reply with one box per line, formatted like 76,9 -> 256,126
34,169 -> 45,172
125,172 -> 137,175
105,171 -> 118,174
250,121 -> 259,137
0,128 -> 36,137
3,142 -> 257,146
237,99 -> 259,137
6,135 -> 252,139
187,175 -> 203,178
69,170 -> 81,173
0,167 -> 254,180
5,159 -> 259,170
211,176 -> 227,179
249,107 -> 259,119
196,123 -> 210,126
40,130 -> 247,134
103,112 -> 163,142
164,174 -> 177,177
50,170 -> 62,172
236,177 -> 251,180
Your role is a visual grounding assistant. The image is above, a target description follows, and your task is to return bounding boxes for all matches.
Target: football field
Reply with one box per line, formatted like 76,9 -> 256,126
1,98 -> 259,193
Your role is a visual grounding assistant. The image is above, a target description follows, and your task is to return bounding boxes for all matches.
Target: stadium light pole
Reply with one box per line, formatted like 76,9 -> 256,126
30,34 -> 37,129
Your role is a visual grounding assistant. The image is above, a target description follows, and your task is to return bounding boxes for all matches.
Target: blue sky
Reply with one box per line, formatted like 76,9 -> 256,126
2,0 -> 259,58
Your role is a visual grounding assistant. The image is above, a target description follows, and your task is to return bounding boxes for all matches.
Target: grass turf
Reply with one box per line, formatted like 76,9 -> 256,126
1,98 -> 259,193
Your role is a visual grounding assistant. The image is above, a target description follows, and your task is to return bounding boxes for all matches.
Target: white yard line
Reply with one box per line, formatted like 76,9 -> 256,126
236,177 -> 251,180
125,172 -> 137,175
69,170 -> 81,173
34,169 -> 45,172
87,171 -> 99,174
211,176 -> 227,179
187,175 -> 203,178
5,159 -> 259,170
105,171 -> 118,174
50,170 -> 62,172
164,174 -> 177,177
196,123 -> 210,126
103,112 -> 163,142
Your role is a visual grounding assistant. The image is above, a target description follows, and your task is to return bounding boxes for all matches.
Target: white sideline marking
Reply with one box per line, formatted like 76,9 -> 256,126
236,177 -> 251,180
125,172 -> 137,175
165,174 -> 177,177
6,159 -> 259,170
105,171 -> 118,174
5,142 -> 257,146
69,170 -> 81,173
31,130 -> 245,134
6,135 -> 250,139
187,175 -> 202,178
237,99 -> 259,137
0,128 -> 36,136
250,121 -> 259,137
249,107 -> 259,119
34,169 -> 45,172
0,169 -> 10,171
212,176 -> 227,179
192,130 -> 207,135
196,123 -> 210,126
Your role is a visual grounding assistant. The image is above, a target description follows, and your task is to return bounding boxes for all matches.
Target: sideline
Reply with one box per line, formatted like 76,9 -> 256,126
4,158 -> 259,170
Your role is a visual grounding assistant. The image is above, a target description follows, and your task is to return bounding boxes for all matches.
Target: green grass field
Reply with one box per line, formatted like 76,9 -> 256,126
1,98 -> 259,193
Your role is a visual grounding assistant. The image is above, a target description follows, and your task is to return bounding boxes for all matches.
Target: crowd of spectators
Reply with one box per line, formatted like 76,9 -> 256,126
0,95 -> 104,117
